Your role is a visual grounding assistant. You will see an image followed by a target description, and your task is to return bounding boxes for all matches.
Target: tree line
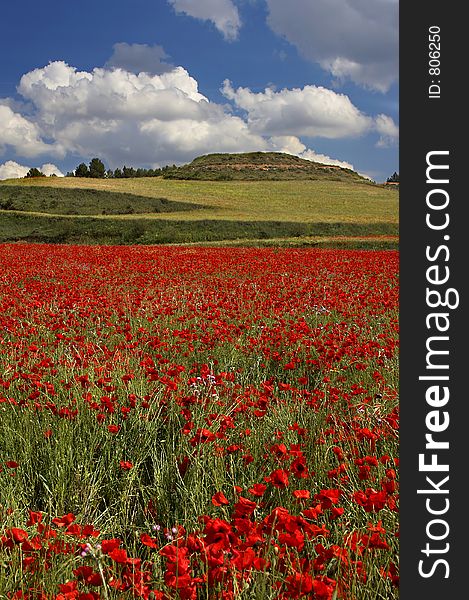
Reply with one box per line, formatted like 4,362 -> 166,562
25,158 -> 178,179
66,158 -> 178,179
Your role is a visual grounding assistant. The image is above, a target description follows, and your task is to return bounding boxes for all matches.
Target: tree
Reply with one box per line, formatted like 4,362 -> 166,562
25,168 -> 45,178
88,158 -> 106,178
122,165 -> 136,178
386,171 -> 399,183
75,163 -> 89,177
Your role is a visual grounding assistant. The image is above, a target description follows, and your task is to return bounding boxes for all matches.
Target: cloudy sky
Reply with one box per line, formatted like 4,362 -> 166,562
0,0 -> 398,182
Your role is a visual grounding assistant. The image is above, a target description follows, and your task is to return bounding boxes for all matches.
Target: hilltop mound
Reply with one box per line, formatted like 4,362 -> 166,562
163,152 -> 371,183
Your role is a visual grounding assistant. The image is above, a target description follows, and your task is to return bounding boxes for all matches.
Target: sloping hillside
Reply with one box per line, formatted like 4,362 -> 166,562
163,152 -> 371,182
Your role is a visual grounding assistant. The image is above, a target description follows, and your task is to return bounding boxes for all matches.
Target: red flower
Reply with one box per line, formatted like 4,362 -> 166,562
119,460 -> 133,470
248,483 -> 267,497
314,489 -> 341,509
73,565 -> 103,586
212,491 -> 230,506
100,538 -> 121,554
141,532 -> 158,548
27,510 -> 44,526
7,528 -> 29,543
290,457 -> 310,479
358,465 -> 371,480
52,513 -> 75,528
189,428 -> 215,446
330,507 -> 345,520
293,489 -> 311,500
233,496 -> 257,518
265,469 -> 289,488
108,547 -> 129,563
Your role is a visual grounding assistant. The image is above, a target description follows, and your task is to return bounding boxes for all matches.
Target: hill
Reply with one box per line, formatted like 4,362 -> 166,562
163,152 -> 371,183
0,165 -> 398,248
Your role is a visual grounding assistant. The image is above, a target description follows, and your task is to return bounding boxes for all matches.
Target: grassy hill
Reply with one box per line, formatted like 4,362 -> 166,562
162,151 -> 371,183
0,154 -> 398,247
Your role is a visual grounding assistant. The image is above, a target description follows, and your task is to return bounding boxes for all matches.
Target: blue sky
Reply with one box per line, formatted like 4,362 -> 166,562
0,0 -> 398,182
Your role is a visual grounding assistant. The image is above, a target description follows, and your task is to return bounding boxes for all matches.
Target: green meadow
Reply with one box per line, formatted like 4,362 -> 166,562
0,176 -> 398,247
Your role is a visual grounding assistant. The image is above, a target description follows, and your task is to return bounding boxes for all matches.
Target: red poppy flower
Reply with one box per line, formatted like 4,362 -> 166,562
212,491 -> 230,506
265,469 -> 289,488
108,547 -> 129,563
248,483 -> 267,497
26,510 -> 43,526
100,538 -> 121,554
293,489 -> 311,500
141,532 -> 158,548
52,513 -> 75,528
7,528 -> 29,543
233,496 -> 257,518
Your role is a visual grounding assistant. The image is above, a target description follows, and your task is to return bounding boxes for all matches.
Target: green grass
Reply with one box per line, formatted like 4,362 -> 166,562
0,185 -> 207,215
0,245 -> 399,599
0,176 -> 398,246
0,213 -> 398,246
162,151 -> 371,183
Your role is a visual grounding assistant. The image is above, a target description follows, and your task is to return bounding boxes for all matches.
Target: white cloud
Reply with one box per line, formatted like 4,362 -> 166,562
14,61 -> 267,168
268,135 -> 307,155
222,80 -> 372,138
40,163 -> 64,177
374,113 -> 399,147
0,160 -> 30,180
298,149 -> 354,171
0,160 -> 64,180
18,62 -> 209,123
0,105 -> 58,158
266,0 -> 398,92
105,43 -> 173,75
168,0 -> 241,40
268,135 -> 354,170
2,58 -> 395,172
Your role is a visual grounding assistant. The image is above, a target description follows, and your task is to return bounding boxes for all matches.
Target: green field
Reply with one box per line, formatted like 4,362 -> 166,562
0,175 -> 399,247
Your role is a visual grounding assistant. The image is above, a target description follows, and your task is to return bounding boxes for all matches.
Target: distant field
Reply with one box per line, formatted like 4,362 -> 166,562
0,176 -> 399,246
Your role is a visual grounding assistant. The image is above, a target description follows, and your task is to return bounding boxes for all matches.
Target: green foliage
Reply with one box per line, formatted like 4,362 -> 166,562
88,157 -> 106,178
25,167 -> 46,178
0,186 -> 205,216
0,212 -> 398,247
0,173 -> 398,247
162,152 -> 371,183
75,162 -> 89,177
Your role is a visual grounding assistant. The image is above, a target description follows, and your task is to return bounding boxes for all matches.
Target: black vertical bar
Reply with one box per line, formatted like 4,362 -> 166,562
400,4 -> 465,598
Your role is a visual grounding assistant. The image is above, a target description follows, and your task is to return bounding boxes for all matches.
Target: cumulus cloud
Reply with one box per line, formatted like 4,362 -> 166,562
18,62 -> 209,122
374,113 -> 399,147
0,160 -> 64,180
105,42 -> 173,75
265,0 -> 398,92
14,61 -> 268,168
268,135 -> 354,170
0,105 -> 59,158
40,163 -> 64,177
1,57 -> 396,172
0,160 -> 30,180
168,0 -> 241,40
222,80 -> 372,138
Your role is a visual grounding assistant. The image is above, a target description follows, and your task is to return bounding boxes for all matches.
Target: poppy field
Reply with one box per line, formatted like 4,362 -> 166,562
0,244 -> 399,599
